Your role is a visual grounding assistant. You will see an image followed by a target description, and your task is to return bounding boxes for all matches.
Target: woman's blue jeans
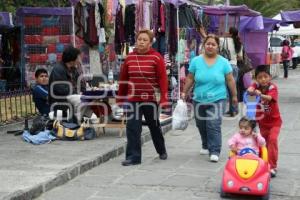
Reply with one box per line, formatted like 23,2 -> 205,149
193,100 -> 225,156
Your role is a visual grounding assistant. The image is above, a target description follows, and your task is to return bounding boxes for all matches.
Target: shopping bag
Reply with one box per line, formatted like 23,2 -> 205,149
172,100 -> 188,130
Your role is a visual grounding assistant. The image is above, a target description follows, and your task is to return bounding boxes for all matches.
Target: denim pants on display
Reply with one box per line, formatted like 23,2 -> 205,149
193,100 -> 225,156
227,64 -> 239,113
125,102 -> 166,162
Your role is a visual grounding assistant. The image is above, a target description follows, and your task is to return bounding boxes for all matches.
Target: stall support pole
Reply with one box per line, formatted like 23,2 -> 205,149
72,5 -> 76,46
177,6 -> 180,99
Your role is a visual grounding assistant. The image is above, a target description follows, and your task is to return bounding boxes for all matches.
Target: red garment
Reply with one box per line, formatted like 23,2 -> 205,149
160,4 -> 166,33
259,125 -> 281,169
251,82 -> 282,127
117,48 -> 168,105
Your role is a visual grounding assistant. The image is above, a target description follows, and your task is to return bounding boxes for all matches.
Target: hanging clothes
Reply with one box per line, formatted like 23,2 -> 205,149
74,2 -> 85,39
85,4 -> 99,47
167,3 -> 177,56
135,0 -> 144,32
115,3 -> 125,54
178,4 -> 201,28
124,4 -> 136,45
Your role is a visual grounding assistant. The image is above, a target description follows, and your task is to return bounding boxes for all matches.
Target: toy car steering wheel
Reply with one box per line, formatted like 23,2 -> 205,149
238,147 -> 257,156
243,92 -> 261,120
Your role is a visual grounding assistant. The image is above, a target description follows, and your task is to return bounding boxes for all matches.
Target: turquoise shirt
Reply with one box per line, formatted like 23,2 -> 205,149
189,55 -> 232,103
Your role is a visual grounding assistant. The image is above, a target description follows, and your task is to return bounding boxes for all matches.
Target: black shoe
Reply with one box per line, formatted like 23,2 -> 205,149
121,160 -> 141,166
270,169 -> 277,178
159,153 -> 168,160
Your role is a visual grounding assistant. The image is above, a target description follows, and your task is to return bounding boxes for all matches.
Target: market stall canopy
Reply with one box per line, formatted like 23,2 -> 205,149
16,7 -> 72,16
0,12 -> 13,27
203,5 -> 260,17
239,15 -> 264,32
280,10 -> 300,23
239,16 -> 280,32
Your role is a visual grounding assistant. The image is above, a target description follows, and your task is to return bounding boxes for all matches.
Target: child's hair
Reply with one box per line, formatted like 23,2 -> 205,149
239,116 -> 256,130
255,65 -> 271,78
35,68 -> 48,78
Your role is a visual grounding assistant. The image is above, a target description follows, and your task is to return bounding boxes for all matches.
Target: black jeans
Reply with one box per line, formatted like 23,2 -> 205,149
292,57 -> 298,69
125,102 -> 166,162
283,60 -> 289,78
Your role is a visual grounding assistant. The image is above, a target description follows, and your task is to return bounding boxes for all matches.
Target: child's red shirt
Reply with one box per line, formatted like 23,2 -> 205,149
251,82 -> 282,127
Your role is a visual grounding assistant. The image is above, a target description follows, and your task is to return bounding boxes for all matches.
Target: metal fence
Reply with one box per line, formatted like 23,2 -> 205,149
0,89 -> 37,125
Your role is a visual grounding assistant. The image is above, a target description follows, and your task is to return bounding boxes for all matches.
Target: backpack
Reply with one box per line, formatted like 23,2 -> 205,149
30,115 -> 53,135
220,38 -> 231,61
53,120 -> 96,140
281,46 -> 290,60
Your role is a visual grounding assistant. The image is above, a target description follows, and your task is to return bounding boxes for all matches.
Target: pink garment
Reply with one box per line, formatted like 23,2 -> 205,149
228,132 -> 266,154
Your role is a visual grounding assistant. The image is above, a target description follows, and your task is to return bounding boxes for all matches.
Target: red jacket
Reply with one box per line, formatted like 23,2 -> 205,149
117,48 -> 168,105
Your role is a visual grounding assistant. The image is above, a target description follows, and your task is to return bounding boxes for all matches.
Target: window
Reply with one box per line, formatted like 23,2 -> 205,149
270,37 -> 283,47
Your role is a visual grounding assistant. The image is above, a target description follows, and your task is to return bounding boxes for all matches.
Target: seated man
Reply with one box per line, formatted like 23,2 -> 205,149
32,68 -> 50,116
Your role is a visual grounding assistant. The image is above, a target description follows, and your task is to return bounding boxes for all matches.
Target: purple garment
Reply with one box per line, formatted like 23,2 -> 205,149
125,0 -> 137,5
152,0 -> 159,34
112,0 -> 118,16
135,0 -> 144,31
164,0 -> 187,7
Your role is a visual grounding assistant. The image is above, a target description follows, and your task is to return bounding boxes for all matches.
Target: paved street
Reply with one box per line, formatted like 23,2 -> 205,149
35,68 -> 300,200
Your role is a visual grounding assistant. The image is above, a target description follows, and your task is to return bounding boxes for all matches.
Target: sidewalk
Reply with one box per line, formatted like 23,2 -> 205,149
2,69 -> 300,200
0,116 -> 171,200
35,69 -> 300,200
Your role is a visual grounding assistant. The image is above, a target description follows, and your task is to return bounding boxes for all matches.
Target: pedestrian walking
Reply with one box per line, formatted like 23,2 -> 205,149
281,40 -> 293,79
117,29 -> 168,166
182,34 -> 238,162
247,65 -> 282,177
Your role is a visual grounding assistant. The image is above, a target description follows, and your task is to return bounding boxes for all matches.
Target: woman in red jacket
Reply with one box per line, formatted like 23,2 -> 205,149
117,29 -> 169,166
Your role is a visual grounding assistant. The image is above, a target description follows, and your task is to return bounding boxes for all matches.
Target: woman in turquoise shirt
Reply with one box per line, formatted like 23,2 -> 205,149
182,34 -> 238,162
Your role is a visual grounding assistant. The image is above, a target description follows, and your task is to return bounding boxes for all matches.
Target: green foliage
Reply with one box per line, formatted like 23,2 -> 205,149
0,0 -> 70,13
229,0 -> 300,17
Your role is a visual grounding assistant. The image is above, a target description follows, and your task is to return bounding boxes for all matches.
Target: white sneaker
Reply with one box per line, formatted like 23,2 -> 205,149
210,155 -> 219,162
200,148 -> 209,155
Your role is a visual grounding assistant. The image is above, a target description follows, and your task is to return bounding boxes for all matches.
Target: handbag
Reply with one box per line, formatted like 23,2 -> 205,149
136,55 -> 161,102
220,38 -> 231,61
237,49 -> 253,74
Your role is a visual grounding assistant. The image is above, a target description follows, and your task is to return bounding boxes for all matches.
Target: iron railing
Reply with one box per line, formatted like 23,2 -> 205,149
0,89 -> 37,125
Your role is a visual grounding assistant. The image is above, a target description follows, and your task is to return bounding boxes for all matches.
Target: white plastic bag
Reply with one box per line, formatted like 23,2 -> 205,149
172,100 -> 188,130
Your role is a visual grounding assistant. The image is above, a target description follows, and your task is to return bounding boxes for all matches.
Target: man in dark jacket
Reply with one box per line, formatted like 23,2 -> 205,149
48,46 -> 84,121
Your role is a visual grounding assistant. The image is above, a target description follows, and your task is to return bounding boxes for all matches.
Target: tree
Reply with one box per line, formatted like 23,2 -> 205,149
229,0 -> 300,17
0,0 -> 70,13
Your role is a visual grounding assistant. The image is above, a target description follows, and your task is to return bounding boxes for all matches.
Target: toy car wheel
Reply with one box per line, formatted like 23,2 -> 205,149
260,185 -> 270,200
220,185 -> 228,198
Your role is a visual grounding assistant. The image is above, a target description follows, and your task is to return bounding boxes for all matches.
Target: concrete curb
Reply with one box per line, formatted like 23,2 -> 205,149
2,122 -> 172,200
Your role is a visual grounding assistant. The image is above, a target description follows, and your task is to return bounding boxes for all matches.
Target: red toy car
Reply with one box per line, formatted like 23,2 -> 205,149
220,147 -> 271,200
